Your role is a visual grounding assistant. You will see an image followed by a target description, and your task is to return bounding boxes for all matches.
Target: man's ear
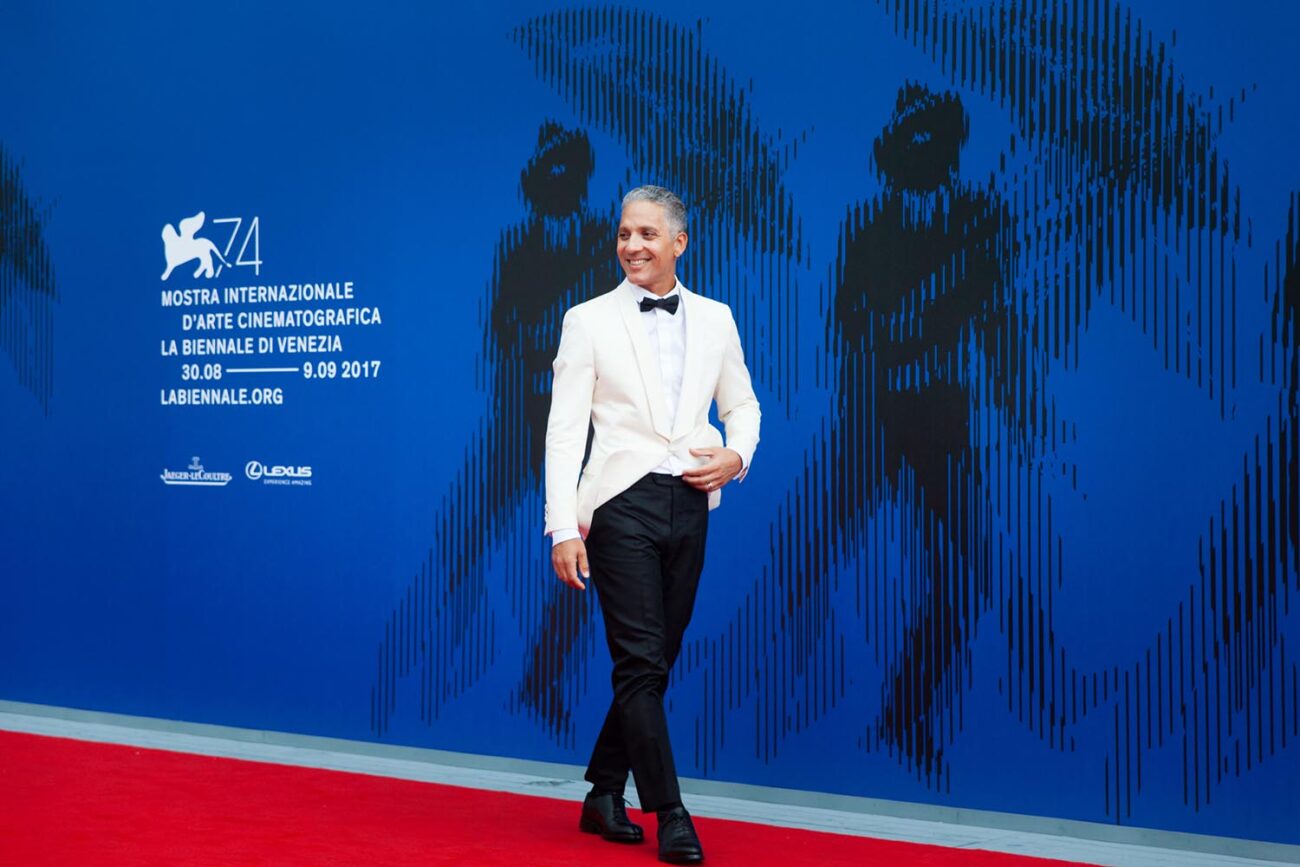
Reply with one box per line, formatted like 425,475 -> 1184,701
674,232 -> 689,258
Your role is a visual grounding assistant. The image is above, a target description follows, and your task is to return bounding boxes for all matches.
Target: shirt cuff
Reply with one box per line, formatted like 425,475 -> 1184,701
550,528 -> 581,546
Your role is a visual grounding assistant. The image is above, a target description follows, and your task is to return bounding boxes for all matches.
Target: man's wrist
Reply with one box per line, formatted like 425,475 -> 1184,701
725,446 -> 752,481
550,528 -> 581,546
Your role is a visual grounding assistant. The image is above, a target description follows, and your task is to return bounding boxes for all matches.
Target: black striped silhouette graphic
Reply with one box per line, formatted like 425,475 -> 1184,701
368,2 -> 1299,828
0,144 -> 56,413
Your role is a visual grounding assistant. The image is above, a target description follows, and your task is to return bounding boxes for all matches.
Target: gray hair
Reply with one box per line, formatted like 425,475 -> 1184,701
621,185 -> 688,236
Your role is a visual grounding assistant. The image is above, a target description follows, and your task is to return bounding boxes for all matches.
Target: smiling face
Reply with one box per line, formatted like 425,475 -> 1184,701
616,200 -> 687,296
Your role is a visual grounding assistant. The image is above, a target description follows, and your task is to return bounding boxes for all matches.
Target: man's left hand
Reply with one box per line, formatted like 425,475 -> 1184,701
683,447 -> 743,493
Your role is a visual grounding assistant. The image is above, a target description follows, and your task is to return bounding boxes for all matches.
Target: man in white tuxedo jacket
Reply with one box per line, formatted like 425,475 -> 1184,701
545,186 -> 760,864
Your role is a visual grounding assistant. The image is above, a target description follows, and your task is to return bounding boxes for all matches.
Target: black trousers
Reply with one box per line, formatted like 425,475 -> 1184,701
583,473 -> 708,812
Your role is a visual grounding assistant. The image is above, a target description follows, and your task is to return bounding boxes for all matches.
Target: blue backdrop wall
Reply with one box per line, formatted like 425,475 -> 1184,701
3,0 -> 1299,846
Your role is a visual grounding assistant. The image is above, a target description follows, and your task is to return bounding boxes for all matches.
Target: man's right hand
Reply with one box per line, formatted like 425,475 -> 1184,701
551,538 -> 589,590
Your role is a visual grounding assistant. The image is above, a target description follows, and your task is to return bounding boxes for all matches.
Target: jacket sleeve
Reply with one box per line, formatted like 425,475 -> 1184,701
714,310 -> 761,479
544,309 -> 596,535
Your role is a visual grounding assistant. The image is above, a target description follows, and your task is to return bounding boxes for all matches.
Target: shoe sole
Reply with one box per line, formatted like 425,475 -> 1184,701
579,816 -> 643,843
658,853 -> 704,864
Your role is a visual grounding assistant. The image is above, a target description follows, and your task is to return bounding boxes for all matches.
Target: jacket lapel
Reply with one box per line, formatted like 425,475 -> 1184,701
615,281 -> 672,438
672,285 -> 704,439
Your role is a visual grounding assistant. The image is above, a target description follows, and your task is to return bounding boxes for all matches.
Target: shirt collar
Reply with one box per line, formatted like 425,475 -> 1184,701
633,280 -> 680,302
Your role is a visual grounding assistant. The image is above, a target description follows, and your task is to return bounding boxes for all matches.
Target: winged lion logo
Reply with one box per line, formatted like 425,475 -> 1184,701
160,211 -> 229,281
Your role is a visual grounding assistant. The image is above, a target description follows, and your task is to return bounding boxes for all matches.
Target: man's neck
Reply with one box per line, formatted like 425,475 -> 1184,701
633,277 -> 678,297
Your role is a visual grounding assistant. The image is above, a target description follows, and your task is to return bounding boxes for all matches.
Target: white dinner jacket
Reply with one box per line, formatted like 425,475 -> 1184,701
544,280 -> 761,537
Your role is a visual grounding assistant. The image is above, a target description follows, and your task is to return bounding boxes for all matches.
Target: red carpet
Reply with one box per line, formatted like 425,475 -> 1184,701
0,730 -> 1091,866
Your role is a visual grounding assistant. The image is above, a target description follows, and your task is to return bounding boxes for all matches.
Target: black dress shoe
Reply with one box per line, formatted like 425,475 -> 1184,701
579,792 -> 644,843
657,806 -> 704,864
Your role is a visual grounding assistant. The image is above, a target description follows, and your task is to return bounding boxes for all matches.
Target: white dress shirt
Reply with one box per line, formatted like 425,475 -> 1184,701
636,284 -> 689,476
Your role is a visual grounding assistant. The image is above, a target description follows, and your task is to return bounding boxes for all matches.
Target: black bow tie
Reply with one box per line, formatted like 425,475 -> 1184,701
639,295 -> 680,315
